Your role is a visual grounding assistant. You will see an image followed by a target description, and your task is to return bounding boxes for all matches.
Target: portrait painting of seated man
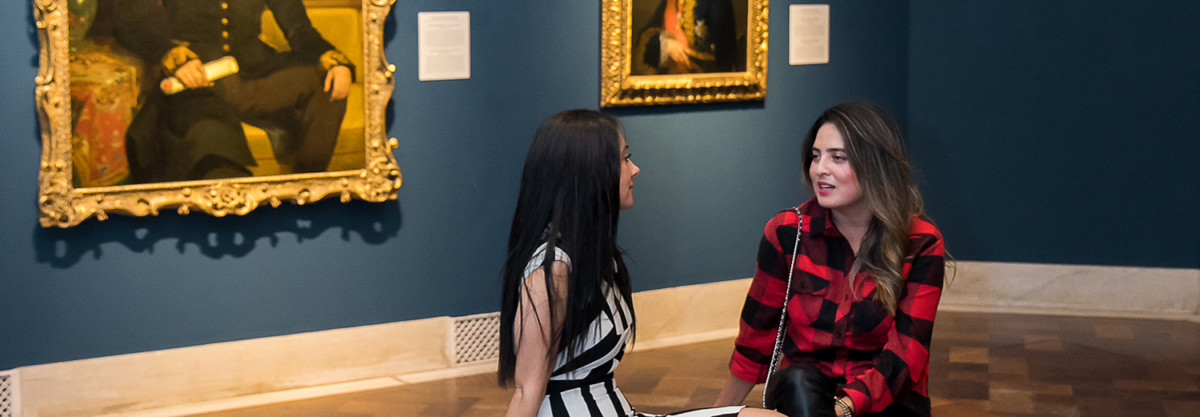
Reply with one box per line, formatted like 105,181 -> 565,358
113,0 -> 357,183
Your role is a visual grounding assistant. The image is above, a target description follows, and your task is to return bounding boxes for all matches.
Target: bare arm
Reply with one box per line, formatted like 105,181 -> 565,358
505,262 -> 569,417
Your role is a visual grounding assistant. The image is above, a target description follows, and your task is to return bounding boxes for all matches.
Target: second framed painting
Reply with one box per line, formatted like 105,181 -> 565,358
601,0 -> 769,106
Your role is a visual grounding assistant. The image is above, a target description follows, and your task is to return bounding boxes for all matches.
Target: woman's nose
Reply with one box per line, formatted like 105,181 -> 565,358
813,159 -> 828,175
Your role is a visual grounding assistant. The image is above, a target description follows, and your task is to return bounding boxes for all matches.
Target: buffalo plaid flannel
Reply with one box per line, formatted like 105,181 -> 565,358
730,199 -> 946,415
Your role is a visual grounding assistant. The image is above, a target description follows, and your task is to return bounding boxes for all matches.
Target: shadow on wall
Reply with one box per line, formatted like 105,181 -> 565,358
383,2 -> 397,130
27,0 -> 41,148
25,1 -> 36,67
33,199 -> 403,267
607,100 -> 765,118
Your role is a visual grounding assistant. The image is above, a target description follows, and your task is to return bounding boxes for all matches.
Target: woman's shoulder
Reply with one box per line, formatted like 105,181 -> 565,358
908,215 -> 945,255
522,243 -> 572,279
757,201 -> 815,247
909,216 -> 943,239
761,208 -> 798,237
764,199 -> 820,229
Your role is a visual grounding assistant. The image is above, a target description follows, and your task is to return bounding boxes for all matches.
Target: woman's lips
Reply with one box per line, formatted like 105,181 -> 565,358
817,182 -> 834,196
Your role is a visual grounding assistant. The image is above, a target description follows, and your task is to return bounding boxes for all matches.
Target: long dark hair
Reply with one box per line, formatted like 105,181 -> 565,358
498,109 -> 635,386
800,102 -> 927,316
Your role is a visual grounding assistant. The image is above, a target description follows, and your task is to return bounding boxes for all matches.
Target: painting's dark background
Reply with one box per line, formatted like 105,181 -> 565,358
630,0 -> 751,73
630,0 -> 750,43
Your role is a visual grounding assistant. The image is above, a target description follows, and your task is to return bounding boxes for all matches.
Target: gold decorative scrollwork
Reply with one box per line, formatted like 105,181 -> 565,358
601,0 -> 769,107
34,0 -> 401,228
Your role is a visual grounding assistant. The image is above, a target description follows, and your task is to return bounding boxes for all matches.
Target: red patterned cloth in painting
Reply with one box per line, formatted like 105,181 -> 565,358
69,41 -> 140,186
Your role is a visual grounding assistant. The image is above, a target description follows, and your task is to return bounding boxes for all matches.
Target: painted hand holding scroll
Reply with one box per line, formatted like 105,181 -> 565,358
160,56 -> 239,95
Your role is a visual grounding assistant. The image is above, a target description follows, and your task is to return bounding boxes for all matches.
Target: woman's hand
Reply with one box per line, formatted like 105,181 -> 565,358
659,35 -> 696,73
713,374 -> 756,407
324,65 -> 352,101
834,397 -> 856,417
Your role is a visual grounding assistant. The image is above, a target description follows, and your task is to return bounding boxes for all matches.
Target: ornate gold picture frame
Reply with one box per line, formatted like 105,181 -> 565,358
601,0 -> 768,107
34,0 -> 401,228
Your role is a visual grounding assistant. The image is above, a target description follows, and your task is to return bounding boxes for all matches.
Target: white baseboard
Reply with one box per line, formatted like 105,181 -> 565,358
9,262 -> 1197,416
940,261 -> 1200,321
15,317 -> 452,417
630,278 -> 750,351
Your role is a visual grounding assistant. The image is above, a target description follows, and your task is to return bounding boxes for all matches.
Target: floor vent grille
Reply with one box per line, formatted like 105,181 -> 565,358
0,370 -> 18,417
453,312 -> 501,365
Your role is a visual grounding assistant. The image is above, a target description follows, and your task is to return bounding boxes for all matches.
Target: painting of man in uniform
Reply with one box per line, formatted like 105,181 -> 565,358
65,0 -> 366,187
631,0 -> 747,76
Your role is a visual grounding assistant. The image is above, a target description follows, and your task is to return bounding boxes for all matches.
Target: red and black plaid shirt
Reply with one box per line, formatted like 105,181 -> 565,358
730,199 -> 945,415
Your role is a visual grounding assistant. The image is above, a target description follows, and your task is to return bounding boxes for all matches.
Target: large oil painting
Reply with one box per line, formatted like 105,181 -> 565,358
35,0 -> 401,227
601,0 -> 768,106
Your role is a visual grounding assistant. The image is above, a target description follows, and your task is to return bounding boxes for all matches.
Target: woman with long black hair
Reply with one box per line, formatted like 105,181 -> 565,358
499,109 -> 782,417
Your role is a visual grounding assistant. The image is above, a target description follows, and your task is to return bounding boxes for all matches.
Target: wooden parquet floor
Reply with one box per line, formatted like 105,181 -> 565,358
186,312 -> 1200,417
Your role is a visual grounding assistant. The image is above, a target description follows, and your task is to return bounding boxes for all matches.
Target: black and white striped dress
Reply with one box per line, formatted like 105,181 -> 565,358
524,245 -> 744,417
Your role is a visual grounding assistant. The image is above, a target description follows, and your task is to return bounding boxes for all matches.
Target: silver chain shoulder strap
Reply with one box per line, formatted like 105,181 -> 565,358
763,206 -> 803,408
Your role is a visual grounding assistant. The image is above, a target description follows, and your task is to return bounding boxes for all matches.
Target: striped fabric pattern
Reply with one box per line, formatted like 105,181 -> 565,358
524,245 -> 742,417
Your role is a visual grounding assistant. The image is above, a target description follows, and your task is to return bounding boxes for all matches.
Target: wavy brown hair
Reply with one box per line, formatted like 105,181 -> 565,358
800,102 -> 927,316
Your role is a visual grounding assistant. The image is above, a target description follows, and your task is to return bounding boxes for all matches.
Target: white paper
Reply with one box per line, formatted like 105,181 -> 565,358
418,11 -> 471,81
789,4 -> 830,66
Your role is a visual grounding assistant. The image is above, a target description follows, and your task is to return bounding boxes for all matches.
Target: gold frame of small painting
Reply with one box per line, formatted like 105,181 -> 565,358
600,0 -> 769,107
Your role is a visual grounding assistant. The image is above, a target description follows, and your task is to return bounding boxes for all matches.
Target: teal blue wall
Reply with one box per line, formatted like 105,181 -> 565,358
906,1 -> 1199,268
0,1 -> 906,369
8,0 -> 1195,371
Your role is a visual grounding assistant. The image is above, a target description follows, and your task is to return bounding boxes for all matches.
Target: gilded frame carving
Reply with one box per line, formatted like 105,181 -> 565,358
601,0 -> 769,107
34,0 -> 401,228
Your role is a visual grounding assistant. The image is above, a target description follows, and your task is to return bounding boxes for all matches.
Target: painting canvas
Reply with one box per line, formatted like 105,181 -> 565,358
35,0 -> 401,227
601,0 -> 768,106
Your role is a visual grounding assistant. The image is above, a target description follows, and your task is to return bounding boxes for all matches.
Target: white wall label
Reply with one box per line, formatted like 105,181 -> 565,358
789,4 -> 830,65
418,11 -> 471,81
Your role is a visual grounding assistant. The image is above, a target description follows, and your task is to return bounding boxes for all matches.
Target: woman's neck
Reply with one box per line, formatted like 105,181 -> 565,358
830,205 -> 872,254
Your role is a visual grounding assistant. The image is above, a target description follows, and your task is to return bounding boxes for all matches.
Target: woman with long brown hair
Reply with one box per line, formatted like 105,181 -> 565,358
714,102 -> 947,417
